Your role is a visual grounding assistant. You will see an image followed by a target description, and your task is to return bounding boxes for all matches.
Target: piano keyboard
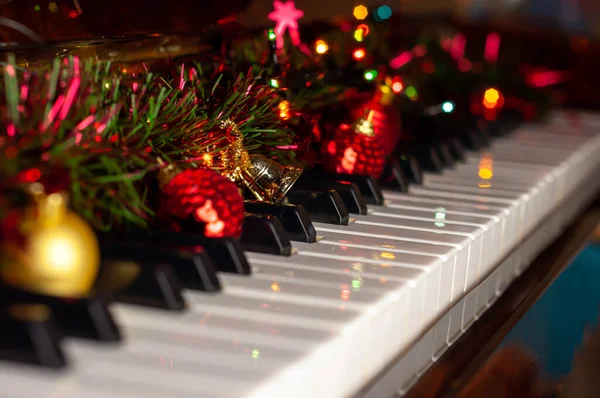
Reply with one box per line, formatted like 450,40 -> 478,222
2,111 -> 600,398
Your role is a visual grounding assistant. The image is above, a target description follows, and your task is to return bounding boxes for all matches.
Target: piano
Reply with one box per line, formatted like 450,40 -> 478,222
1,110 -> 599,398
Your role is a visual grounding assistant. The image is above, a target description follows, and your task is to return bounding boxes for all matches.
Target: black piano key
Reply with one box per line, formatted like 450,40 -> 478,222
413,146 -> 444,173
286,189 -> 350,225
0,282 -> 121,342
245,202 -> 317,243
331,182 -> 368,215
0,305 -> 66,368
438,142 -> 455,168
297,170 -> 384,206
460,129 -> 483,151
104,229 -> 251,275
449,137 -> 467,163
397,154 -> 423,185
241,214 -> 292,256
97,261 -> 186,311
378,158 -> 410,193
100,243 -> 220,292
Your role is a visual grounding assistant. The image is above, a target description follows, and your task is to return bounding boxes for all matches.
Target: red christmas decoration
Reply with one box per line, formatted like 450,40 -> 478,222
322,121 -> 386,178
159,168 -> 245,238
351,100 -> 402,157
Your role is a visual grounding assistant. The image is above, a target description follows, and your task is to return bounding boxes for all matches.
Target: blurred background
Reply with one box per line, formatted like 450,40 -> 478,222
2,0 -> 600,111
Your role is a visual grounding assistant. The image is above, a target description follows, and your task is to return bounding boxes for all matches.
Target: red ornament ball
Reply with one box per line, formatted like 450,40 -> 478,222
322,126 -> 386,178
159,168 -> 245,238
351,101 -> 402,157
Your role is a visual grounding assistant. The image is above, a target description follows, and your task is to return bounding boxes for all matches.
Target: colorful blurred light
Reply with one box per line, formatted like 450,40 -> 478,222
389,51 -> 412,69
392,78 -> 404,93
315,39 -> 329,54
354,24 -> 369,41
353,48 -> 366,61
405,86 -> 417,99
353,5 -> 368,20
483,88 -> 501,109
374,5 -> 392,21
442,101 -> 454,113
484,32 -> 501,63
354,29 -> 364,42
364,70 -> 377,80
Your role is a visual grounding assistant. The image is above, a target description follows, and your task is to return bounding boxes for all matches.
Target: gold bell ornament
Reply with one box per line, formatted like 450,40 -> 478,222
215,119 -> 302,203
0,183 -> 100,298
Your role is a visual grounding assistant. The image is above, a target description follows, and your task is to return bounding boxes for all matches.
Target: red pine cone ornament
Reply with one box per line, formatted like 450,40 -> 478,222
351,99 -> 402,157
159,168 -> 245,238
322,116 -> 386,178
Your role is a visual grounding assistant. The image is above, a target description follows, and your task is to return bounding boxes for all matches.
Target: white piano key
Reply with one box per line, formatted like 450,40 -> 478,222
352,214 -> 485,296
405,185 -> 522,247
366,205 -> 499,327
422,171 -> 552,236
312,221 -> 470,335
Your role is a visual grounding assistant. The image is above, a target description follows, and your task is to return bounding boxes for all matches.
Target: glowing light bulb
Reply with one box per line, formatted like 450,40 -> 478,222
375,5 -> 392,21
483,88 -> 501,109
364,70 -> 377,80
271,283 -> 280,292
442,101 -> 454,113
267,28 -> 276,41
392,81 -> 403,93
354,24 -> 369,42
202,153 -> 213,166
353,48 -> 366,61
270,78 -> 279,88
315,39 -> 329,54
353,5 -> 368,20
484,88 -> 499,103
405,86 -> 417,99
354,29 -> 364,42
278,100 -> 290,119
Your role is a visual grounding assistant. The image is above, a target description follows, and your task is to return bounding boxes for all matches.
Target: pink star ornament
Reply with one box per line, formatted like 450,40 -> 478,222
268,0 -> 304,49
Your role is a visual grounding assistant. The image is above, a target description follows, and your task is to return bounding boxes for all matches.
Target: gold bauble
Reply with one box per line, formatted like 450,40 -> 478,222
0,187 -> 100,298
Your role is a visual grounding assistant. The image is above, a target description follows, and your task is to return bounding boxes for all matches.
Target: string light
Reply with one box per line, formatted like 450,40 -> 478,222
315,39 -> 329,54
405,86 -> 418,100
278,100 -> 290,119
354,29 -> 364,42
270,78 -> 280,88
267,28 -> 276,41
442,101 -> 455,113
353,48 -> 366,61
483,88 -> 503,109
374,5 -> 392,21
392,77 -> 403,93
484,32 -> 501,63
353,5 -> 368,20
354,24 -> 369,41
364,70 -> 377,80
